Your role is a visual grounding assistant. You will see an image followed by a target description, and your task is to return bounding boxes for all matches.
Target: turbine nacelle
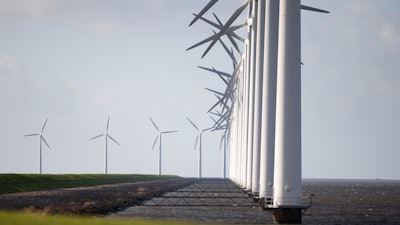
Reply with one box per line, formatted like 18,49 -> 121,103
149,117 -> 178,150
186,117 -> 213,151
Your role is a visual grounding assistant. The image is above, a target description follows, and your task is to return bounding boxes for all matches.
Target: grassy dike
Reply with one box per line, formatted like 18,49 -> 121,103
0,174 -> 180,194
0,211 -> 199,225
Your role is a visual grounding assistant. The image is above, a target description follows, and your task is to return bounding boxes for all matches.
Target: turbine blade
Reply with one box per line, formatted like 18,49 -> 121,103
214,124 -> 227,131
194,13 -> 221,29
89,134 -> 104,140
186,117 -> 199,131
212,12 -> 223,26
212,12 -> 245,45
211,117 -> 224,130
209,110 -> 221,117
301,5 -> 330,13
210,111 -> 224,123
41,118 -> 48,133
186,32 -> 217,51
188,20 -> 246,55
211,67 -> 230,85
149,117 -> 160,132
222,58 -> 243,106
152,134 -> 160,150
194,134 -> 199,151
214,94 -> 222,101
216,75 -> 229,85
223,0 -> 251,31
107,134 -> 120,145
197,66 -> 230,85
215,30 -> 238,65
197,66 -> 231,78
23,134 -> 40,137
201,28 -> 239,59
203,127 -> 214,132
208,96 -> 225,113
106,116 -> 110,131
189,0 -> 219,26
225,22 -> 248,34
41,136 -> 51,149
211,116 -> 225,131
205,87 -> 224,96
195,12 -> 244,47
227,33 -> 242,55
163,130 -> 178,134
201,35 -> 221,59
201,0 -> 251,58
210,116 -> 218,124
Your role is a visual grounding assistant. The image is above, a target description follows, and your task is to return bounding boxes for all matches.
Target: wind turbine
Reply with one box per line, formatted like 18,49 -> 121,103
187,117 -> 212,178
23,118 -> 51,174
189,0 -> 219,27
89,116 -> 120,174
149,118 -> 178,175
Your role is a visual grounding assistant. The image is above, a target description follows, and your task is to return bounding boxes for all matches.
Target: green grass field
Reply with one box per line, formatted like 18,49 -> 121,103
0,174 -> 180,195
0,211 -> 199,225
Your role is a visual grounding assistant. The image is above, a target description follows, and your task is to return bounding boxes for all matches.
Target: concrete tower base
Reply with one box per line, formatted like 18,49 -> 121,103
272,208 -> 302,224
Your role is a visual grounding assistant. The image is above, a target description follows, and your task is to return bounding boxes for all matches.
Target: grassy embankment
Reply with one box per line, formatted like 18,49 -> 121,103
0,174 -> 180,195
0,211 -> 199,225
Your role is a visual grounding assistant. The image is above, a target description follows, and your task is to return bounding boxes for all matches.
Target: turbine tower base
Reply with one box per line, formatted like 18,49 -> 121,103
272,208 -> 302,224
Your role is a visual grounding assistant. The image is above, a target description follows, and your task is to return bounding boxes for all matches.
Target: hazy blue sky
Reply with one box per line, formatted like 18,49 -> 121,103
0,0 -> 399,179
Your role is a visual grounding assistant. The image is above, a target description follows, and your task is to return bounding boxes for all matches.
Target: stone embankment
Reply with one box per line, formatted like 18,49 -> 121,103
0,178 -> 193,215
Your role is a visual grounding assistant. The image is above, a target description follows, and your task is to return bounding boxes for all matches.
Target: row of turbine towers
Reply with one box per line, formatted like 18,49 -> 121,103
23,116 -> 226,177
187,0 -> 328,223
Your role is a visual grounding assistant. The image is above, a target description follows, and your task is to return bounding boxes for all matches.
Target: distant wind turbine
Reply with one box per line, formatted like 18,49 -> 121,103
187,117 -> 212,178
149,118 -> 178,175
23,118 -> 51,174
89,116 -> 120,174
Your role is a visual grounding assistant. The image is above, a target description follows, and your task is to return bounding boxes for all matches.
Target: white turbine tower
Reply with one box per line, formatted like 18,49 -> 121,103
187,117 -> 212,178
24,118 -> 51,174
149,118 -> 178,176
219,131 -> 227,179
89,116 -> 120,175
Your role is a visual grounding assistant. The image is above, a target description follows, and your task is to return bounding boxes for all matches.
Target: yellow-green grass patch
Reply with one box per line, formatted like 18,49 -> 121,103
0,211 -> 201,225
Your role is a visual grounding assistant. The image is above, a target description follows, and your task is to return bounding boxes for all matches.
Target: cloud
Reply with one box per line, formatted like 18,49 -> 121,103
0,0 -> 56,19
143,0 -> 166,8
379,22 -> 399,47
85,21 -> 127,33
0,54 -> 18,73
0,0 -> 237,37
